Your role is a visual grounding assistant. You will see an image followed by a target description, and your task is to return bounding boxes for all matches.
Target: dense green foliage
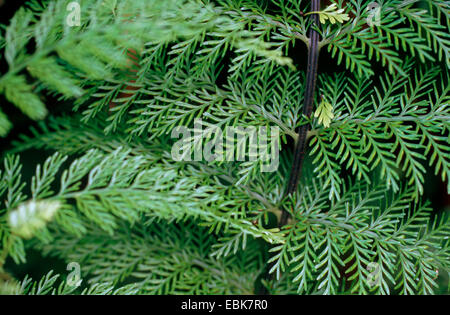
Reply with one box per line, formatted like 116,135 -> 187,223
0,0 -> 449,294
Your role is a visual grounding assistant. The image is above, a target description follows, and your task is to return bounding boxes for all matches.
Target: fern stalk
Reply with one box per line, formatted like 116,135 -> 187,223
282,0 -> 321,226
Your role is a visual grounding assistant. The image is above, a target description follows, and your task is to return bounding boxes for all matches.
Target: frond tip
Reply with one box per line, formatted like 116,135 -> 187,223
314,97 -> 334,128
306,3 -> 350,25
8,200 -> 61,239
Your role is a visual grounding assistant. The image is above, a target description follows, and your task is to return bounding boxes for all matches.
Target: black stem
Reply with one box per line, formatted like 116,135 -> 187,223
259,1 -> 321,295
279,0 -> 320,227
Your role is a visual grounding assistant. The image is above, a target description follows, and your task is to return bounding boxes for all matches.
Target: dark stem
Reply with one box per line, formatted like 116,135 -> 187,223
259,1 -> 321,295
279,0 -> 320,227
